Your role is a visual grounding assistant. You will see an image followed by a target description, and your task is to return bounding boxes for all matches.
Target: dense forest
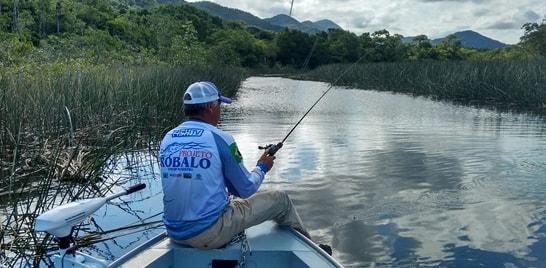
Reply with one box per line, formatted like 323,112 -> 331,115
1,0 -> 545,70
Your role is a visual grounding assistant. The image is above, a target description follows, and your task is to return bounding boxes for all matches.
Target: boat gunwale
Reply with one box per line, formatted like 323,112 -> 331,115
108,231 -> 168,267
108,221 -> 344,267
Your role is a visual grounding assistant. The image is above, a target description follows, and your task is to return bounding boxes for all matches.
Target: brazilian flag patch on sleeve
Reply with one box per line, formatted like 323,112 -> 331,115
229,143 -> 243,163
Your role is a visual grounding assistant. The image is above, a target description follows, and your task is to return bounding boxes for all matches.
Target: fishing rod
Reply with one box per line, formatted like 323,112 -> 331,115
260,52 -> 369,155
289,0 -> 294,16
260,1 -> 370,155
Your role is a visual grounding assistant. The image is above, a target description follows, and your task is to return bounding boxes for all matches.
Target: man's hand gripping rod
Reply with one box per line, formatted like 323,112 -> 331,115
259,52 -> 369,156
259,142 -> 283,156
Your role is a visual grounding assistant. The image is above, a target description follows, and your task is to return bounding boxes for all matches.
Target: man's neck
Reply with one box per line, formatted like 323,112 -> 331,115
188,117 -> 214,126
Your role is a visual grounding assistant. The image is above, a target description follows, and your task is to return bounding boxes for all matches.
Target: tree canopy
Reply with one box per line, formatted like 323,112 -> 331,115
0,1 -> 544,69
520,16 -> 546,56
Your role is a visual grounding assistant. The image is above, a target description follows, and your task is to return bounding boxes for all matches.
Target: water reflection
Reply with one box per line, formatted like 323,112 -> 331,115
221,77 -> 546,267
78,151 -> 164,261
78,76 -> 545,267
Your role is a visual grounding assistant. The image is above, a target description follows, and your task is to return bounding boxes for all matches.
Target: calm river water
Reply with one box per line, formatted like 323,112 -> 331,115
80,76 -> 546,267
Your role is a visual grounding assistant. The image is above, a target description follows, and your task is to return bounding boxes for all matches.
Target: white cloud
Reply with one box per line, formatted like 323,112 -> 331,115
187,0 -> 546,44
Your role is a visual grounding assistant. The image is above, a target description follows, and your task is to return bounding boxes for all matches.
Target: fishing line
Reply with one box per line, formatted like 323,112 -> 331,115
261,52 -> 370,155
71,212 -> 163,248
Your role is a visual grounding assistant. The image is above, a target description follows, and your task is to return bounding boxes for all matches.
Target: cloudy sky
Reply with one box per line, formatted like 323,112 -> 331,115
187,0 -> 546,45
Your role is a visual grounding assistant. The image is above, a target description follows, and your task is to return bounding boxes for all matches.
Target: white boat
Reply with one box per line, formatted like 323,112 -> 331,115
111,221 -> 343,268
34,184 -> 344,268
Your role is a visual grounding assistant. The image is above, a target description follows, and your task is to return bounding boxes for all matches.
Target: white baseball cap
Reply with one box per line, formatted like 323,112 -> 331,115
183,81 -> 232,105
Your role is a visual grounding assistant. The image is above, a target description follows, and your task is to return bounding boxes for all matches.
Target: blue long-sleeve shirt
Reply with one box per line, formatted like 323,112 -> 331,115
159,119 -> 266,240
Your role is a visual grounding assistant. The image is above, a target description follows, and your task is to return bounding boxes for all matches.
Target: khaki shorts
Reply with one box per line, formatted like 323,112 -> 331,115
171,189 -> 310,249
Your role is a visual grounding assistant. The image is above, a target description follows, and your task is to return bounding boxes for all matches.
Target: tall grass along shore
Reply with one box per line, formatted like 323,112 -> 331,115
0,63 -> 243,267
305,60 -> 546,113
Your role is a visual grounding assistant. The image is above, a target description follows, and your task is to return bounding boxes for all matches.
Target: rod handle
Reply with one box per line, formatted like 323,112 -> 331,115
267,142 -> 283,156
126,183 -> 146,195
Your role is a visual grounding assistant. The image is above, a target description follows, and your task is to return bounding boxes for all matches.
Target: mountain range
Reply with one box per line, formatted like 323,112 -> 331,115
188,1 -> 507,49
404,30 -> 507,49
189,1 -> 342,34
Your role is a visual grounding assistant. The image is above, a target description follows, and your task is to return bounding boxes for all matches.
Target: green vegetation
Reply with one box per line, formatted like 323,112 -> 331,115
0,0 -> 545,266
306,60 -> 546,111
0,63 -> 242,267
1,1 -> 545,69
1,63 -> 241,188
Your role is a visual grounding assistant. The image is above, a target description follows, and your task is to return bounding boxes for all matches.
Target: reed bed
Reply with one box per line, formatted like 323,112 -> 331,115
0,63 -> 243,267
305,60 -> 546,113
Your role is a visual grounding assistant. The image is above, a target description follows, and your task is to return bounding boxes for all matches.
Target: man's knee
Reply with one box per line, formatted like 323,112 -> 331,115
268,189 -> 289,200
266,189 -> 292,208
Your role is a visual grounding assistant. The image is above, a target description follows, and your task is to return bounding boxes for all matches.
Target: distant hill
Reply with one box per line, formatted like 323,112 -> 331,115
190,1 -> 282,32
189,2 -> 505,49
404,30 -> 506,49
264,14 -> 301,28
432,30 -> 507,49
313,19 -> 342,31
264,14 -> 323,33
299,19 -> 342,33
190,1 -> 341,34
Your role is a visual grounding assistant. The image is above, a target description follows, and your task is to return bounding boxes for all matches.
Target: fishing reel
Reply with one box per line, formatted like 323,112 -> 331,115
258,142 -> 283,156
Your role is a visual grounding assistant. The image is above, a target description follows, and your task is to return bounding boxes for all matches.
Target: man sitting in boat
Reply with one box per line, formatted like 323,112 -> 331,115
159,81 -> 311,249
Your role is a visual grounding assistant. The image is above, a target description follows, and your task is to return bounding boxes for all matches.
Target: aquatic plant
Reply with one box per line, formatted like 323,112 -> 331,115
0,63 -> 243,266
305,60 -> 546,113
